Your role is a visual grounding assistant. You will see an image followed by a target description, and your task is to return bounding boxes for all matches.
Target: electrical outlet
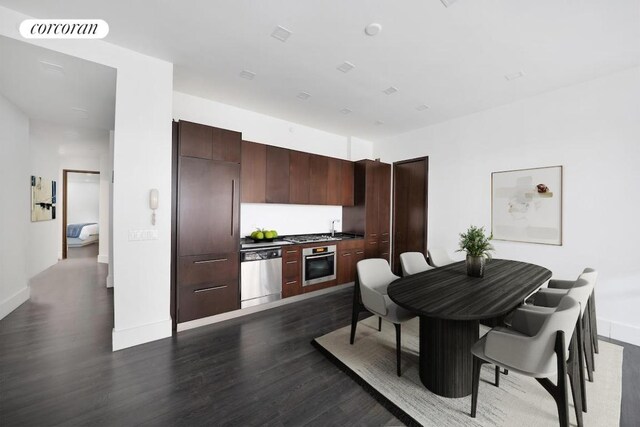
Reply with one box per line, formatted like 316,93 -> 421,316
128,229 -> 159,241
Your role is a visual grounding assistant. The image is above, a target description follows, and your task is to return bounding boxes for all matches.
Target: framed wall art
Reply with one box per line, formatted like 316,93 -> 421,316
31,175 -> 56,221
491,165 -> 562,245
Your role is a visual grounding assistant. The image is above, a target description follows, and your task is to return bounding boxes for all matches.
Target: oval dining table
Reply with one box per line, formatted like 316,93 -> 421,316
387,258 -> 551,398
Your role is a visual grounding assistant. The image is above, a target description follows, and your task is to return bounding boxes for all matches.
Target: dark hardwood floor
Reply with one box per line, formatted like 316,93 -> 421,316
1,255 -> 638,426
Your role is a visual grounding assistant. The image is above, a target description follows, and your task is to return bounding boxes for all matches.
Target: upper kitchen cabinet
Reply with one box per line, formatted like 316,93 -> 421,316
309,155 -> 328,205
178,120 -> 241,163
340,160 -> 354,206
289,151 -> 310,204
326,157 -> 342,206
265,146 -> 290,203
241,140 -> 266,203
342,159 -> 391,260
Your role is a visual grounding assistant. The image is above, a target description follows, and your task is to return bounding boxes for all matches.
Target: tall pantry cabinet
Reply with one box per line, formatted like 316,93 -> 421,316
174,120 -> 241,324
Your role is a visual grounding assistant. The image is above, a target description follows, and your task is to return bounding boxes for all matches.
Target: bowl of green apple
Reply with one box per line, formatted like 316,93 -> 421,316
248,228 -> 279,242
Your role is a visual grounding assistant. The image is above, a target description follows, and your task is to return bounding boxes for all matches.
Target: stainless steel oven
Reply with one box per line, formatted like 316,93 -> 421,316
302,245 -> 337,286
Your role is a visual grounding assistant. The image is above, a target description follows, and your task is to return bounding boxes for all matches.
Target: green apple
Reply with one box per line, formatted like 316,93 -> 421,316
264,231 -> 275,239
255,231 -> 265,240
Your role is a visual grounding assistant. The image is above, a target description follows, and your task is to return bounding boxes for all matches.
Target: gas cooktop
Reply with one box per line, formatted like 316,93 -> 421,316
285,234 -> 341,244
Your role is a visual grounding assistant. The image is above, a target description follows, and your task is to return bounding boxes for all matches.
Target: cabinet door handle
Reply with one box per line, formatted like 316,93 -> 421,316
194,258 -> 228,264
342,253 -> 352,257
355,251 -> 364,255
382,232 -> 389,236
286,250 -> 298,254
230,179 -> 235,236
286,260 -> 298,264
381,240 -> 389,244
369,233 -> 378,238
368,241 -> 377,245
285,280 -> 297,285
194,285 -> 228,293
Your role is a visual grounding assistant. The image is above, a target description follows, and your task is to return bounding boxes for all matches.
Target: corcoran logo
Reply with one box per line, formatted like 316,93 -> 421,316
19,19 -> 109,39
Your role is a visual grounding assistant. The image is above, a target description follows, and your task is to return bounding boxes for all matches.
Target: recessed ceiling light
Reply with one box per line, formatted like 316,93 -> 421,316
71,107 -> 88,119
505,71 -> 525,81
440,0 -> 459,7
39,60 -> 64,75
271,26 -> 292,42
364,23 -> 382,36
297,92 -> 311,100
416,104 -> 429,111
337,61 -> 355,73
340,108 -> 352,115
374,120 -> 384,126
383,86 -> 398,95
239,70 -> 256,80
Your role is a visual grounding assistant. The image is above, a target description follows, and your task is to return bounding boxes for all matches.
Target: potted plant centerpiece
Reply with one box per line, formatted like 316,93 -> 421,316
457,225 -> 494,278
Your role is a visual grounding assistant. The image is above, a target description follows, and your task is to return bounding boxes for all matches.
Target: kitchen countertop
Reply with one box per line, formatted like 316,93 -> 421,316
240,232 -> 364,249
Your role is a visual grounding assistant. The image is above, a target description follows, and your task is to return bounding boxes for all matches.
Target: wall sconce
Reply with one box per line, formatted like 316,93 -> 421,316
149,189 -> 159,225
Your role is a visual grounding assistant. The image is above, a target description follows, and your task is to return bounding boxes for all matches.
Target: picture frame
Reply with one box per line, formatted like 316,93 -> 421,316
491,165 -> 562,245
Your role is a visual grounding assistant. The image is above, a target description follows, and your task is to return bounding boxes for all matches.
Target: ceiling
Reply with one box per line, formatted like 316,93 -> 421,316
0,35 -> 116,131
1,0 -> 639,140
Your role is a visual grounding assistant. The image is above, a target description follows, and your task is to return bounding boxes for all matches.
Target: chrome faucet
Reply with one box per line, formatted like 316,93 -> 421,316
331,219 -> 341,237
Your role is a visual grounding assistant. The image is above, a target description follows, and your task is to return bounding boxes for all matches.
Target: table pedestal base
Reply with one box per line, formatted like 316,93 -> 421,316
419,317 -> 479,398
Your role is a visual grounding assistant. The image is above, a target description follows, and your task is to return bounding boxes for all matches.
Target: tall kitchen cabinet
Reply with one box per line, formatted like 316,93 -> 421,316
342,160 -> 391,262
174,120 -> 241,324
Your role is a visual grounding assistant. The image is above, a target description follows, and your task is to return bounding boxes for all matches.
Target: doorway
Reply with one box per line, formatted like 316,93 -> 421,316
62,170 -> 100,260
392,157 -> 429,276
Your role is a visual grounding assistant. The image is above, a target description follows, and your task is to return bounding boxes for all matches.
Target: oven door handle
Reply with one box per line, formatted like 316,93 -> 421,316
305,253 -> 335,260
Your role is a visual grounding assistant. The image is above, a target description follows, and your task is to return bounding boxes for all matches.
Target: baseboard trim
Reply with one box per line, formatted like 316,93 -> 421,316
177,283 -> 354,332
598,317 -> 640,347
0,287 -> 30,320
97,254 -> 109,264
112,318 -> 172,351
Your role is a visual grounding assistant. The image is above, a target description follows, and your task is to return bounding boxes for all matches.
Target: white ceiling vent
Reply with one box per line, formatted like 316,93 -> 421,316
440,0 -> 459,7
416,104 -> 429,111
297,92 -> 311,100
340,108 -> 352,114
505,71 -> 525,81
271,26 -> 292,42
374,120 -> 384,126
336,61 -> 355,73
71,107 -> 88,119
239,70 -> 256,80
383,86 -> 398,95
39,60 -> 65,76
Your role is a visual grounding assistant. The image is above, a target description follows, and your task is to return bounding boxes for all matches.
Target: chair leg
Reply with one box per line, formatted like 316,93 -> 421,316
378,316 -> 382,332
536,331 -> 570,427
589,291 -> 599,354
494,366 -> 500,387
350,280 -> 362,345
394,323 -> 402,377
471,356 -> 483,417
576,316 -> 588,412
581,315 -> 595,381
567,325 -> 585,425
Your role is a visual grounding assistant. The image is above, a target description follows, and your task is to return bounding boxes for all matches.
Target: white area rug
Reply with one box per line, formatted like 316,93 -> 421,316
313,316 -> 623,427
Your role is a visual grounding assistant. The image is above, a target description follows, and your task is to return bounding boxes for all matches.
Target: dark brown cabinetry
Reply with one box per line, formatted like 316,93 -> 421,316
289,151 -> 310,204
179,120 -> 241,163
343,160 -> 392,262
309,155 -> 328,205
282,245 -> 302,298
340,160 -> 354,206
241,141 -> 266,203
337,239 -> 365,285
266,146 -> 290,203
175,120 -> 241,324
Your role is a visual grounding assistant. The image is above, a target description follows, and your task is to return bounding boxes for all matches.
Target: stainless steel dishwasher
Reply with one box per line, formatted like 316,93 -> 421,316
240,247 -> 283,308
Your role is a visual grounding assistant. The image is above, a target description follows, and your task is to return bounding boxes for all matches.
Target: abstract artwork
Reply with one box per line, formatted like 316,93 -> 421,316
491,166 -> 562,245
31,175 -> 56,221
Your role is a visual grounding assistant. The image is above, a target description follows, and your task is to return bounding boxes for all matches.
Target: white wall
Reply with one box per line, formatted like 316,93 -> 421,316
1,6 -> 174,351
67,179 -> 100,224
98,139 -> 112,264
0,94 -> 30,319
375,66 -> 640,345
241,204 -> 342,237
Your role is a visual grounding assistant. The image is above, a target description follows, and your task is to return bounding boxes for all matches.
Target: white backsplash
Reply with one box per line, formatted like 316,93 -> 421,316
241,203 -> 343,237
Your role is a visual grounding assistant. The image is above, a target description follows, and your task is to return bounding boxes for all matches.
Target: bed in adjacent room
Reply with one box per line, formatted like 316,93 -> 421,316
66,223 -> 99,247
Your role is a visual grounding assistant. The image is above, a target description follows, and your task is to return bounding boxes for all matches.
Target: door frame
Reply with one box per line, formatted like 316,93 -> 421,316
392,156 -> 429,274
62,169 -> 100,259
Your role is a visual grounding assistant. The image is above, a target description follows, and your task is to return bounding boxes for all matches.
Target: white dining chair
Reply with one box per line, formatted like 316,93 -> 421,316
399,252 -> 433,276
427,248 -> 456,267
471,296 -> 581,427
355,258 -> 416,376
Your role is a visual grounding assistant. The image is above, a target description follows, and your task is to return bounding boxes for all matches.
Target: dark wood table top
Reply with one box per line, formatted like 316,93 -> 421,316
387,259 -> 552,320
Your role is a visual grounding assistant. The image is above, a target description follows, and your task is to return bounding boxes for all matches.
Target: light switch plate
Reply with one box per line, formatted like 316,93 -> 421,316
128,229 -> 158,241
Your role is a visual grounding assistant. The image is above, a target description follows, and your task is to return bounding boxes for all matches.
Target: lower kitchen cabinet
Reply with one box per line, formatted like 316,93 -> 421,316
282,245 -> 302,298
337,239 -> 365,285
178,281 -> 239,323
